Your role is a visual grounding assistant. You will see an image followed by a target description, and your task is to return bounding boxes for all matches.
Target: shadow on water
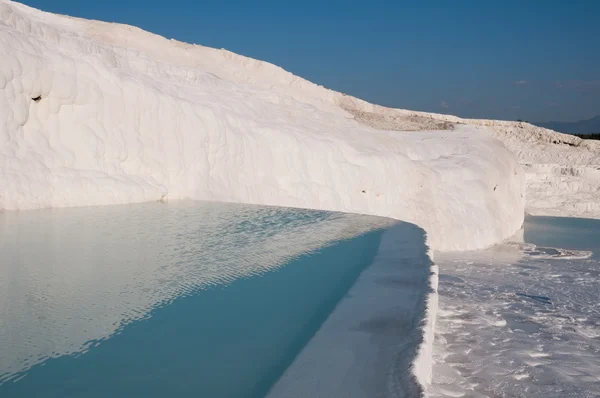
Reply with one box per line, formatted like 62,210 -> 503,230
515,292 -> 552,304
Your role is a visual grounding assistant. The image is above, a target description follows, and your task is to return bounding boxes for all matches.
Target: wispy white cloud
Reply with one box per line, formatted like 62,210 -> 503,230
547,100 -> 560,107
514,80 -> 527,85
553,80 -> 600,90
440,101 -> 449,109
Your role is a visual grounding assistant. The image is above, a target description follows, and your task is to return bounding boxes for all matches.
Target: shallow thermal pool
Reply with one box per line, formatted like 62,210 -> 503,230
0,201 -> 431,398
428,216 -> 600,397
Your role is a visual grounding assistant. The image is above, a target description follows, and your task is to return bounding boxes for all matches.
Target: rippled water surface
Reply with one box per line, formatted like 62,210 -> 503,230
429,216 -> 600,397
0,201 -> 394,398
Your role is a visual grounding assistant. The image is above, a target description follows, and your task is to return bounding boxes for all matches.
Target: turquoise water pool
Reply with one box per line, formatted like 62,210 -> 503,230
0,201 -> 395,398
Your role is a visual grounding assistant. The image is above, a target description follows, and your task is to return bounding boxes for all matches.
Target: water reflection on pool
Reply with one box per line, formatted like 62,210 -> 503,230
0,201 -> 394,398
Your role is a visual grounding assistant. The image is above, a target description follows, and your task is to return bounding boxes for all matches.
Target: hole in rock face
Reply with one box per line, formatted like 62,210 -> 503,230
32,96 -> 41,102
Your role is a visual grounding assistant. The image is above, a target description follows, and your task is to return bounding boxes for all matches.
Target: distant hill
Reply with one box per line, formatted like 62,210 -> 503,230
534,115 -> 600,135
574,133 -> 600,141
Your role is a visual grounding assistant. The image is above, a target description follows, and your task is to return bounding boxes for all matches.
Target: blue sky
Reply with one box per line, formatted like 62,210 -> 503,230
20,0 -> 600,122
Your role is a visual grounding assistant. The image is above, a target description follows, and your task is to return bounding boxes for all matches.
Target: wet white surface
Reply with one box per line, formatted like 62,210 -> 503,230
428,216 -> 600,397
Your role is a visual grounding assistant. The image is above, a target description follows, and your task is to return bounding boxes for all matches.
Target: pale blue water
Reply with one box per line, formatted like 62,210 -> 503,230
524,215 -> 600,259
0,201 -> 394,398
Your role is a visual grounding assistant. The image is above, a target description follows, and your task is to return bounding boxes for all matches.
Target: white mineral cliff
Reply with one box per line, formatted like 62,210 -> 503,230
0,0 -> 528,252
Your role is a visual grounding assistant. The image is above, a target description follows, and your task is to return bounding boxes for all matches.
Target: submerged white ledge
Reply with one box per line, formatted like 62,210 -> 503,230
268,222 -> 438,397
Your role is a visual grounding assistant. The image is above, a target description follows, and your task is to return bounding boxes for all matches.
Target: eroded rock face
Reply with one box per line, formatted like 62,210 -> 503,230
339,103 -> 455,131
